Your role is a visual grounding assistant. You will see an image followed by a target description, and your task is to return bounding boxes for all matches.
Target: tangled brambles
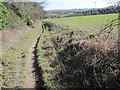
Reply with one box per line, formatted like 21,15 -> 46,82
53,39 -> 120,88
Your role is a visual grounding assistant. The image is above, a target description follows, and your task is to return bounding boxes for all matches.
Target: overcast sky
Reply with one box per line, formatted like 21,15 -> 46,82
35,0 -> 118,10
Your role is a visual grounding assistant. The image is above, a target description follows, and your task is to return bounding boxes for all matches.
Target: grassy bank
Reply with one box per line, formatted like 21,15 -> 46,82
37,21 -> 92,88
37,22 -> 74,89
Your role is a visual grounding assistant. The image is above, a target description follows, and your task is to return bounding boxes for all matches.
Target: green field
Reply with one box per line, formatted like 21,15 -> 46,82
46,14 -> 118,34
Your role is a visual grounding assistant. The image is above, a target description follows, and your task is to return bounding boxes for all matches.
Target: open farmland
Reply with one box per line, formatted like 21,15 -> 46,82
47,14 -> 118,34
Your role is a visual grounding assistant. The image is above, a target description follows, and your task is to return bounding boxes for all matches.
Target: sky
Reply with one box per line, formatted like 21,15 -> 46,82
35,0 -> 118,10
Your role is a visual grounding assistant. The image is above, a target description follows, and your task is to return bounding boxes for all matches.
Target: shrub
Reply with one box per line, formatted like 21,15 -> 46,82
0,3 -> 9,30
24,17 -> 33,26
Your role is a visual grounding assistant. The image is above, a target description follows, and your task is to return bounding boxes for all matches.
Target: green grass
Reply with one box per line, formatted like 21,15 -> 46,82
46,14 -> 118,34
37,28 -> 56,88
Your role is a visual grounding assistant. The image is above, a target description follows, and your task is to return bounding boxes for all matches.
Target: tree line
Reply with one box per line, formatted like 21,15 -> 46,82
64,6 -> 118,17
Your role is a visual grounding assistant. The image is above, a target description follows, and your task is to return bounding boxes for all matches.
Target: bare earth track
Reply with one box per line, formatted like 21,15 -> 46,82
26,31 -> 45,89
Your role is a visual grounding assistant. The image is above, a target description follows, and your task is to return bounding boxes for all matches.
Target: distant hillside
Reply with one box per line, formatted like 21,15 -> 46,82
47,8 -> 100,15
47,6 -> 118,15
47,6 -> 118,18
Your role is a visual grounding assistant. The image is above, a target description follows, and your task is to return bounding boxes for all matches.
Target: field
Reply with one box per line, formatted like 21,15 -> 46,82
47,14 -> 118,34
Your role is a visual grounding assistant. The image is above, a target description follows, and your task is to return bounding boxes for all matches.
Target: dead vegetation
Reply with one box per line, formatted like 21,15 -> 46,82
53,38 -> 119,88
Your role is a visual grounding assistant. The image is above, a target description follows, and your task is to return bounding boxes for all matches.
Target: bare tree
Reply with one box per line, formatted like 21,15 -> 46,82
96,0 -> 120,39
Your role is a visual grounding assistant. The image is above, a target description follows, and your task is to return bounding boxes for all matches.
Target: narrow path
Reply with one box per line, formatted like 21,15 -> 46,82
26,30 -> 45,89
